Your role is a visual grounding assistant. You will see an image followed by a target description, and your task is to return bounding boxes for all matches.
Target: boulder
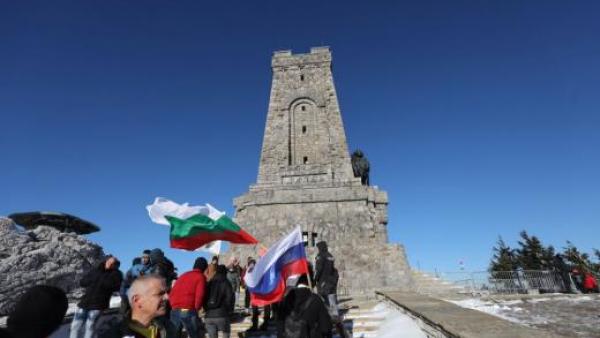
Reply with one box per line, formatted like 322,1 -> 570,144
0,217 -> 106,316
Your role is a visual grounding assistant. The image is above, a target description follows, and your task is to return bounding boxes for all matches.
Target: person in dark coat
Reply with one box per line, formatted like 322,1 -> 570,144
6,285 -> 68,338
100,275 -> 176,338
203,265 -> 234,338
280,275 -> 332,338
70,256 -> 123,338
149,249 -> 178,287
314,242 -> 339,320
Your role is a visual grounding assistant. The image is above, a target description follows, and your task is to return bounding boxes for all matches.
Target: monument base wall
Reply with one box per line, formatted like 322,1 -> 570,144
230,184 -> 413,293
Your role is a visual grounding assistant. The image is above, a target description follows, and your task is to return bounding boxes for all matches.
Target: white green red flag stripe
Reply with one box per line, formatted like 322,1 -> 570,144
146,197 -> 258,251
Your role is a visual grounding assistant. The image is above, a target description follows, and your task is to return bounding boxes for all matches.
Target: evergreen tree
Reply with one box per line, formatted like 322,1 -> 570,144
562,241 -> 593,272
489,236 -> 517,272
516,231 -> 546,270
541,245 -> 556,270
590,248 -> 600,273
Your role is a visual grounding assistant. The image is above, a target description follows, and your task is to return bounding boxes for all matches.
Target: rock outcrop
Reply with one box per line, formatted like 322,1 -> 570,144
0,217 -> 106,315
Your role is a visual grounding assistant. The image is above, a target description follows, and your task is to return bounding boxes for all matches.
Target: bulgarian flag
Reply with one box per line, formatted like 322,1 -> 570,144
146,197 -> 258,251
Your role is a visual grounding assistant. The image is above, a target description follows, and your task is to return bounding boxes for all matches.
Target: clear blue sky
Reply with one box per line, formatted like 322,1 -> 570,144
1,1 -> 599,274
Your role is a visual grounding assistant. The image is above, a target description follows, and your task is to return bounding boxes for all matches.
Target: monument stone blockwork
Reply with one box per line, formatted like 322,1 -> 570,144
232,47 -> 412,293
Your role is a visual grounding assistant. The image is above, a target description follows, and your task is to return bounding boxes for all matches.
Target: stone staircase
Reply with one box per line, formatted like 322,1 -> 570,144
411,270 -> 469,300
229,294 -> 386,338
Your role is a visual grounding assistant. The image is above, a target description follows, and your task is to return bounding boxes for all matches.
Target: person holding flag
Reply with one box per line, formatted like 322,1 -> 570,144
244,228 -> 337,337
243,227 -> 310,307
146,197 -> 258,251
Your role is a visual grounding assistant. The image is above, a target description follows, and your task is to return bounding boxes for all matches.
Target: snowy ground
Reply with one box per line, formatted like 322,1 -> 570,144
371,303 -> 427,338
448,294 -> 600,337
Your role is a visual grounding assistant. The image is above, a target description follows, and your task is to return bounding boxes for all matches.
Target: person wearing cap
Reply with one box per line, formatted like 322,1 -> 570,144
169,257 -> 208,338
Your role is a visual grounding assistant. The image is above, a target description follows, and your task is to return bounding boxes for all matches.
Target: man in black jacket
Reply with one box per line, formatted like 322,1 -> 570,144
70,256 -> 123,338
204,265 -> 234,338
281,275 -> 332,338
314,242 -> 339,320
149,248 -> 178,288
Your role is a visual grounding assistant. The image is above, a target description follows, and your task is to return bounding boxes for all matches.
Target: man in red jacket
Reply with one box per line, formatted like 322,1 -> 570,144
169,257 -> 208,338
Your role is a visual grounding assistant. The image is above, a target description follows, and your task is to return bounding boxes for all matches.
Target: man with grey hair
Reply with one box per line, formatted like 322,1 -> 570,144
101,275 -> 176,338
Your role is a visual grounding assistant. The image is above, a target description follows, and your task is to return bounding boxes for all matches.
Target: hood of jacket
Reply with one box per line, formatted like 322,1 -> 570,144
316,241 -> 328,253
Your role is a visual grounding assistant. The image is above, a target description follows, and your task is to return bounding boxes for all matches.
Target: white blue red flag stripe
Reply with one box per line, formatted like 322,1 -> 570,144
244,227 -> 309,306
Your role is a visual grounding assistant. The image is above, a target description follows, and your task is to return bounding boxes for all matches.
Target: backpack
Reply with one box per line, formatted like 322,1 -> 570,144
283,295 -> 317,338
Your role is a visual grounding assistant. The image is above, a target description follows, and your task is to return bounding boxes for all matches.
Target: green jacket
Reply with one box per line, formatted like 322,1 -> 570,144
99,316 -> 177,338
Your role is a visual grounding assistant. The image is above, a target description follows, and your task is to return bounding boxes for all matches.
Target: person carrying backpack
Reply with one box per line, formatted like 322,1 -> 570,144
281,275 -> 332,338
204,265 -> 234,338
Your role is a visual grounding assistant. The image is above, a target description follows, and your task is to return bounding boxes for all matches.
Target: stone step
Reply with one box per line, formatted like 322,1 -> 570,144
226,293 -> 388,338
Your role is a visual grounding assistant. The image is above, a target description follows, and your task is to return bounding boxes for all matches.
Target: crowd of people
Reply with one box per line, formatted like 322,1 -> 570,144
0,241 -> 345,338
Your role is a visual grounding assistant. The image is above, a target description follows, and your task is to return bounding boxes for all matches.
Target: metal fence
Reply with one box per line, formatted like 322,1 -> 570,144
436,270 -> 568,295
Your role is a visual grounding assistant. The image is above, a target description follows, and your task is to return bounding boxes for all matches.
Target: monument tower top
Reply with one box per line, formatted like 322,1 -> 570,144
256,46 -> 356,187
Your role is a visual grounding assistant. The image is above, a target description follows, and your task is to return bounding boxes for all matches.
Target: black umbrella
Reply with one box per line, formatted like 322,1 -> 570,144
8,211 -> 100,234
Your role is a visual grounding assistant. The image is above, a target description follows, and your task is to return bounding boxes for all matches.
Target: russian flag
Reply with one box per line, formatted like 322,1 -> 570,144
244,227 -> 309,306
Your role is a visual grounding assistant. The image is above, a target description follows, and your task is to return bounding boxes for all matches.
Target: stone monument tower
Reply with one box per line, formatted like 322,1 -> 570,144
232,47 -> 412,293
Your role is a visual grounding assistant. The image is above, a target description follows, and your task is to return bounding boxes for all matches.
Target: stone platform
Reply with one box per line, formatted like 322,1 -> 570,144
376,292 -> 570,338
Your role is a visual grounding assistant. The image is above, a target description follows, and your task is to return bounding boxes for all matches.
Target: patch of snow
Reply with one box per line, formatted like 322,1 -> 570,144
64,295 -> 121,316
374,303 -> 427,338
447,298 -> 528,324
